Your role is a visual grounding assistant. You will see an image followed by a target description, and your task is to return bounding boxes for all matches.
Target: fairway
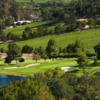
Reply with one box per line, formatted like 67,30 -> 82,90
0,58 -> 99,76
1,28 -> 100,52
0,58 -> 77,76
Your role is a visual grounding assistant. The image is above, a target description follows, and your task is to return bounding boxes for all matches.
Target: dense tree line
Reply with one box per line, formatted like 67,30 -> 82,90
0,0 -> 28,21
4,39 -> 98,65
0,67 -> 100,100
39,0 -> 100,21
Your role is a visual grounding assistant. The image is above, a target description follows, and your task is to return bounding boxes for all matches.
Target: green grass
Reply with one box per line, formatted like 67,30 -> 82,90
4,21 -> 52,37
0,58 -> 99,76
1,28 -> 100,52
4,20 -> 62,38
0,58 -> 77,76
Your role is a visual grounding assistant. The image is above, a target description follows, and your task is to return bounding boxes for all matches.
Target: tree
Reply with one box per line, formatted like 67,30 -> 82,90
74,40 -> 84,53
5,57 -> 12,65
38,46 -> 46,58
33,54 -> 41,63
19,58 -> 25,63
66,40 -> 84,53
47,78 -> 68,100
93,58 -> 99,66
7,43 -> 21,64
1,78 -> 55,100
67,43 -> 75,53
5,16 -> 14,27
38,26 -> 45,36
77,52 -> 89,75
0,52 -> 2,60
46,39 -> 59,61
0,29 -> 4,39
22,27 -> 32,39
94,43 -> 100,59
22,45 -> 33,53
33,48 -> 41,63
88,18 -> 96,26
7,32 -> 18,41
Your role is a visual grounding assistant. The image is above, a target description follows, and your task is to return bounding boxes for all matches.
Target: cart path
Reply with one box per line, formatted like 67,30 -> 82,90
89,68 -> 100,74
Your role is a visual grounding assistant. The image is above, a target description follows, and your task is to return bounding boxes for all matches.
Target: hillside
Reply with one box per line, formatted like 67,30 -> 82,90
4,20 -> 61,38
1,28 -> 100,52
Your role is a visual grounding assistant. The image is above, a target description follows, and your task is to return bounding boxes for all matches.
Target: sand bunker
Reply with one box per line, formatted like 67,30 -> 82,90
61,67 -> 74,72
4,63 -> 40,69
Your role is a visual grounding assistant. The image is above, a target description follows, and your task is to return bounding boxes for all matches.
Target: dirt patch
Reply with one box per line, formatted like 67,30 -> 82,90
22,54 -> 34,58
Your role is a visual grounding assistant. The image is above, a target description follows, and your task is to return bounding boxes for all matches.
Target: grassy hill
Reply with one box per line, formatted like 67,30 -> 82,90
1,28 -> 100,52
4,20 -> 61,38
16,0 -> 71,3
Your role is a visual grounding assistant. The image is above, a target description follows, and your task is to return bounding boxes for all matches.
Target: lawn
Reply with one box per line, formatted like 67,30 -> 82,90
0,58 -> 77,76
0,58 -> 99,76
4,20 -> 61,38
1,28 -> 100,52
4,21 -> 52,37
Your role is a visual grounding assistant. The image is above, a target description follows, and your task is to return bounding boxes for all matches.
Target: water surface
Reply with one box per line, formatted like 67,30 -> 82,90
0,74 -> 26,86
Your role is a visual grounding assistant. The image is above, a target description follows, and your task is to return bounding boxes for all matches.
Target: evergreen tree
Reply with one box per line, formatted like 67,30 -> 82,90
77,52 -> 89,76
22,45 -> 33,53
7,43 -> 21,64
94,43 -> 100,59
46,39 -> 59,61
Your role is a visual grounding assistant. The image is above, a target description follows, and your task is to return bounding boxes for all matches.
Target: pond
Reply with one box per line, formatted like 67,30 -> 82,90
0,74 -> 26,86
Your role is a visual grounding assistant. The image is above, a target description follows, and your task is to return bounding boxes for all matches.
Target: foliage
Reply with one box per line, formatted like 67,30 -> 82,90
46,39 -> 59,60
22,45 -> 33,53
0,67 -> 100,100
0,79 -> 55,100
77,52 -> 89,75
93,58 -> 99,66
7,43 -> 21,64
0,0 -> 28,21
1,28 -> 100,52
94,43 -> 100,59
33,52 -> 41,63
5,57 -> 12,65
19,58 -> 25,63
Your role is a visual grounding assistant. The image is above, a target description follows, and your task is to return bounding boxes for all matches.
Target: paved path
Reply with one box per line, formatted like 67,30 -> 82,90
89,68 -> 100,74
4,63 -> 40,69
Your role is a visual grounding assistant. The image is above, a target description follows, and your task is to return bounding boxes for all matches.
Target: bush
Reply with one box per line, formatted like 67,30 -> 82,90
19,58 -> 25,63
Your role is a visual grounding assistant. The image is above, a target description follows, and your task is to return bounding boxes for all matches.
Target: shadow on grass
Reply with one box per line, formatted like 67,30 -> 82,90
88,64 -> 98,68
0,64 -> 5,67
70,69 -> 80,73
0,63 -> 17,67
